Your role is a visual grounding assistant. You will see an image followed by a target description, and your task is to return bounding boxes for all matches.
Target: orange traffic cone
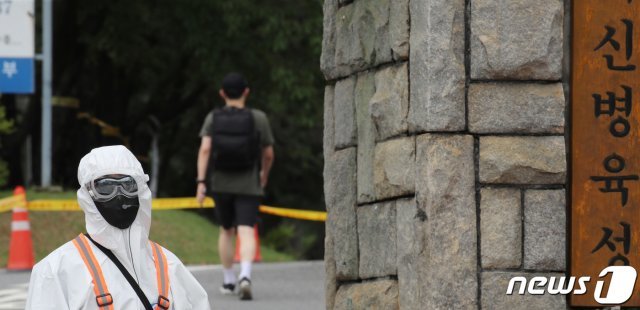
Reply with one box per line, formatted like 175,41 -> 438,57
234,224 -> 262,262
7,186 -> 35,270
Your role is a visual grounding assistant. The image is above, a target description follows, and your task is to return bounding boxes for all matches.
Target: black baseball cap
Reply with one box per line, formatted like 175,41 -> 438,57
221,72 -> 248,99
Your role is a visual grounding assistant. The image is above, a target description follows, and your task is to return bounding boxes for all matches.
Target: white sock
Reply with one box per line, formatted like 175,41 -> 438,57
239,261 -> 252,280
223,268 -> 237,284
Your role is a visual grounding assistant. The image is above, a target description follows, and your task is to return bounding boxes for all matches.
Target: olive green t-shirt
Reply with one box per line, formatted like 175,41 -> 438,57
199,107 -> 274,196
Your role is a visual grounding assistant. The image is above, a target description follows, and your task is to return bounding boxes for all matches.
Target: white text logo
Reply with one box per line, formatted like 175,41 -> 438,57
506,266 -> 637,305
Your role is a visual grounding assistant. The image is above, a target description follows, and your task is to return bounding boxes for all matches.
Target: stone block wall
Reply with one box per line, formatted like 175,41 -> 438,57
322,0 -> 568,309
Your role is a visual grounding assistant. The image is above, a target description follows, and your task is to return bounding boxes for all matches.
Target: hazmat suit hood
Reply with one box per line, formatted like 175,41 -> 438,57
77,145 -> 151,251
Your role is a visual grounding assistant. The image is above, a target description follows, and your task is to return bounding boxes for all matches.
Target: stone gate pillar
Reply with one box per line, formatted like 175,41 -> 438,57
322,0 -> 569,309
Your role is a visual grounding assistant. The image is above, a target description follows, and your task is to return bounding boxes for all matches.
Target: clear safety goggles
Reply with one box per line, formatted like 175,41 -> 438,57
85,175 -> 139,202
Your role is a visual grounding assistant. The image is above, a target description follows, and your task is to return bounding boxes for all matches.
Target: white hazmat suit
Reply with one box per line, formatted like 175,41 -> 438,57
26,145 -> 211,310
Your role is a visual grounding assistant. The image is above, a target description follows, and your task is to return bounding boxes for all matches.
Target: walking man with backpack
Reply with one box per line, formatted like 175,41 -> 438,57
196,73 -> 275,301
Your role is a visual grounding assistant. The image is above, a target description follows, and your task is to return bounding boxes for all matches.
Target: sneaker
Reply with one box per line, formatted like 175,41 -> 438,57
238,277 -> 252,300
219,283 -> 235,295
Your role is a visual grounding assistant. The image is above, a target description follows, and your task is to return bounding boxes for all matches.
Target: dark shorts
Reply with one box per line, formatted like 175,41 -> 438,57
211,192 -> 260,229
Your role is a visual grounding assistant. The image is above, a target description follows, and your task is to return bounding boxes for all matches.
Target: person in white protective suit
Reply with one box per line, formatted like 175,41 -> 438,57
25,145 -> 211,310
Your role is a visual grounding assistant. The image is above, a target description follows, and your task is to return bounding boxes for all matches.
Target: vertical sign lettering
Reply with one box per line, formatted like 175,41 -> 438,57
572,0 -> 640,306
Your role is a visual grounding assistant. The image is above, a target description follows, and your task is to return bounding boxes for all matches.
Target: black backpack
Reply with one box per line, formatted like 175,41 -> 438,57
209,107 -> 260,171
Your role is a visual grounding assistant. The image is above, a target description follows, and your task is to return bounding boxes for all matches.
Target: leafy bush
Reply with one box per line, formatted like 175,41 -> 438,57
0,105 -> 12,134
263,221 -> 319,259
0,160 -> 8,188
0,104 -> 13,187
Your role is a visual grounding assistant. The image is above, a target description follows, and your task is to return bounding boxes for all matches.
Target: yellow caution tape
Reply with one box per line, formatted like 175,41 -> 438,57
0,194 -> 27,213
259,205 -> 326,222
28,198 -> 213,211
27,199 -> 83,211
1,196 -> 326,221
151,197 -> 215,210
52,96 -> 80,108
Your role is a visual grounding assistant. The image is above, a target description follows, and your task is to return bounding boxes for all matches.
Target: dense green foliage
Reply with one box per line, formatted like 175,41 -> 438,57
3,0 -> 325,258
0,105 -> 13,187
0,106 -> 13,134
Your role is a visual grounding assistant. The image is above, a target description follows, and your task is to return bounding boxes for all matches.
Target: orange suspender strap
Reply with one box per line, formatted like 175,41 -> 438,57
150,241 -> 171,310
72,234 -> 114,310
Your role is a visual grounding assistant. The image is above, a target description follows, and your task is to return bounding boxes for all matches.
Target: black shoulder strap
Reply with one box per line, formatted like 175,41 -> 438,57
84,234 -> 154,310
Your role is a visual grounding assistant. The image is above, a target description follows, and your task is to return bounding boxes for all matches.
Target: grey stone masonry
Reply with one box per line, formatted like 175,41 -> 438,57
396,198 -> 426,310
334,4 -> 363,79
479,136 -> 566,184
409,0 -> 465,132
480,188 -> 522,269
524,190 -> 566,271
389,0 -> 409,61
321,0 -> 338,80
322,0 -> 568,307
471,0 -> 563,80
334,279 -> 399,310
323,85 -> 335,161
356,72 -> 376,204
325,232 -> 337,310
374,137 -> 415,200
321,0 -> 410,80
325,147 -> 359,280
334,77 -> 357,148
481,272 -> 567,309
370,63 -> 409,141
323,85 -> 337,309
416,134 -> 477,309
469,83 -> 565,134
357,202 -> 397,279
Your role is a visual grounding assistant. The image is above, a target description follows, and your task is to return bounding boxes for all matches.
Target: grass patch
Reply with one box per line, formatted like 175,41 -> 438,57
0,190 -> 293,267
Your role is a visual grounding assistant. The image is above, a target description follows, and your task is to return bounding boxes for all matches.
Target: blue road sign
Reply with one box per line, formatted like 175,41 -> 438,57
0,58 -> 34,94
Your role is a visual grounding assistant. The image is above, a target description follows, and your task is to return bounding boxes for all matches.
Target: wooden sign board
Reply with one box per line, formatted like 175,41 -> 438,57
572,0 -> 640,306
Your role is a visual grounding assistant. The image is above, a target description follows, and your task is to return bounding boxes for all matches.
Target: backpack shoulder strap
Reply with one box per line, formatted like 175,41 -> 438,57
210,108 -> 225,133
72,234 -> 114,310
149,241 -> 171,310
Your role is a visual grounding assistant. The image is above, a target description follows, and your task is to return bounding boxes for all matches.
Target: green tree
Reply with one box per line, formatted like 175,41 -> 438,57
0,104 -> 14,187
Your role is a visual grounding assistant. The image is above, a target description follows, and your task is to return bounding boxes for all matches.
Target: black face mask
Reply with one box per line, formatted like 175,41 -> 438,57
93,195 -> 140,229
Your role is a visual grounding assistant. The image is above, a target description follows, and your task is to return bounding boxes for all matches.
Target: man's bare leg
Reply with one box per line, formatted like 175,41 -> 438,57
219,227 -> 236,267
237,225 -> 255,300
219,227 -> 237,292
237,225 -> 256,278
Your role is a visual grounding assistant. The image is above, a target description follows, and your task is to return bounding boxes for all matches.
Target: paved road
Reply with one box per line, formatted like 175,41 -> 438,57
0,261 -> 325,310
